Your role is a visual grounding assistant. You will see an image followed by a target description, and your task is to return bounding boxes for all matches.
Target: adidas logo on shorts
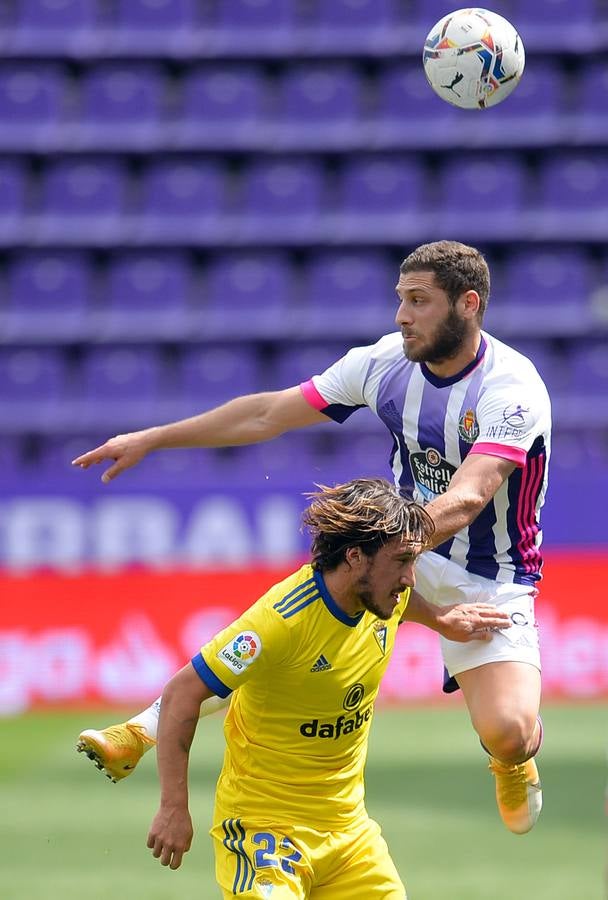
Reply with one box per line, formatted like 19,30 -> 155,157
310,654 -> 332,672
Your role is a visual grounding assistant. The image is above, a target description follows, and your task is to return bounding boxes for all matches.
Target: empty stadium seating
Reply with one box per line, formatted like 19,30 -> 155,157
0,0 -> 605,516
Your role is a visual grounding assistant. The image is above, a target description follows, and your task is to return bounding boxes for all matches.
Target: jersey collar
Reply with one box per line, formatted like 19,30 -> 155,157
313,570 -> 364,628
420,334 -> 487,388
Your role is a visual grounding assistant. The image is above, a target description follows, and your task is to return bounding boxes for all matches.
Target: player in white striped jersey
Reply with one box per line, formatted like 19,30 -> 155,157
74,240 -> 549,835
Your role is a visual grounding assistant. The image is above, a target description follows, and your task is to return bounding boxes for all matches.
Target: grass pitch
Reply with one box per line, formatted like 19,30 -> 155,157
1,703 -> 605,900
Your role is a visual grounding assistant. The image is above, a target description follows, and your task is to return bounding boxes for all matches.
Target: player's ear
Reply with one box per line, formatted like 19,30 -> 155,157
344,546 -> 364,568
460,290 -> 481,319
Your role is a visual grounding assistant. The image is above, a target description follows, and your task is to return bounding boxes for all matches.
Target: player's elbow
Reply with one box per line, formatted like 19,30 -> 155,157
455,487 -> 494,524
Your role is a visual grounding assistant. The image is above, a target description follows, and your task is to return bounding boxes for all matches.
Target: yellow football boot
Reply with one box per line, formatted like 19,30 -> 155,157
489,756 -> 542,834
76,722 -> 155,783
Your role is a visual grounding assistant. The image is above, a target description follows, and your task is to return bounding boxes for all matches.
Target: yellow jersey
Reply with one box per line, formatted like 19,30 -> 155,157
192,563 -> 409,830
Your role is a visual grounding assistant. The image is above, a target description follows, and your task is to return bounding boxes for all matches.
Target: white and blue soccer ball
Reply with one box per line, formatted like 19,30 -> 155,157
423,8 -> 525,109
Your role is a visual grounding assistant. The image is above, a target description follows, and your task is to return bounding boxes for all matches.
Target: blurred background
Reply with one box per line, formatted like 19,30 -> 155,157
0,1 -> 606,898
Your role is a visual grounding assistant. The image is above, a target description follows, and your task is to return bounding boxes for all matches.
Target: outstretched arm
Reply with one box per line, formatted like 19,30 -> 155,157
401,588 -> 511,642
424,452 -> 516,549
72,386 -> 327,483
146,663 -> 215,870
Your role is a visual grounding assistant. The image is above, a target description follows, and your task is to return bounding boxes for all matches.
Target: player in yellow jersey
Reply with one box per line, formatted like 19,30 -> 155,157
80,478 -> 511,898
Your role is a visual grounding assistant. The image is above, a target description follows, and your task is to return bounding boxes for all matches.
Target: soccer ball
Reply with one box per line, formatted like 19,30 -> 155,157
422,8 -> 525,109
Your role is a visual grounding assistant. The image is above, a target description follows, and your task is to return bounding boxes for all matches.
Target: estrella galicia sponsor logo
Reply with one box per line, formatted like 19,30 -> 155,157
458,408 -> 479,443
409,448 -> 457,501
502,404 -> 529,427
299,704 -> 374,740
217,630 -> 262,676
343,682 -> 365,711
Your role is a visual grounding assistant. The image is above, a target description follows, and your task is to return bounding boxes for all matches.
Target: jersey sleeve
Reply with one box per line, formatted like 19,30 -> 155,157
300,343 -> 376,423
471,378 -> 551,467
191,598 -> 290,698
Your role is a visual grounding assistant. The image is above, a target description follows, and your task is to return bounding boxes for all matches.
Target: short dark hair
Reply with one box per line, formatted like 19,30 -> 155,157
302,477 -> 435,572
400,240 -> 490,320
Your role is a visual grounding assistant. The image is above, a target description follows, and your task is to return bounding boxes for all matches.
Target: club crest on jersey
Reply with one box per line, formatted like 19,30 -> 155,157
373,622 -> 388,655
217,631 -> 262,675
458,408 -> 479,443
256,878 -> 274,897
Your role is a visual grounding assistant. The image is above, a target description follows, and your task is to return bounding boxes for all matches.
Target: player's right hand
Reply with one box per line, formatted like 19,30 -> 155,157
71,431 -> 155,483
434,602 -> 512,643
147,804 -> 193,870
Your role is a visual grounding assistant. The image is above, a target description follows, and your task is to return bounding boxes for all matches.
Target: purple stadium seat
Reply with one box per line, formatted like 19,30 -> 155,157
17,0 -> 101,29
80,63 -> 166,125
512,0 -> 595,23
499,61 -> 565,117
0,347 -> 69,401
39,158 -> 128,216
181,64 -> 268,124
102,252 -> 193,338
243,435 -> 319,486
577,61 -> 608,118
78,346 -> 164,401
0,159 -> 28,217
377,62 -> 459,121
0,437 -> 23,483
271,343 -> 352,390
537,155 -> 608,211
507,341 -> 569,393
503,249 -> 592,306
278,64 -> 363,124
140,158 -> 228,218
314,0 -> 398,27
116,0 -> 201,29
204,252 -> 291,330
550,431 -> 608,474
302,251 -> 393,332
216,0 -> 297,28
106,252 -> 191,310
569,343 -> 608,393
437,155 -> 526,214
336,156 -> 426,214
239,159 -> 325,233
37,433 -> 109,477
177,345 -> 260,406
6,252 -> 92,338
8,251 -> 92,311
330,430 -> 395,480
0,64 -> 67,125
414,1 -> 517,25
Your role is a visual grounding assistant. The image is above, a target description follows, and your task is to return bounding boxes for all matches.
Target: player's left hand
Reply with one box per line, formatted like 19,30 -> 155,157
147,805 -> 193,870
435,602 -> 512,643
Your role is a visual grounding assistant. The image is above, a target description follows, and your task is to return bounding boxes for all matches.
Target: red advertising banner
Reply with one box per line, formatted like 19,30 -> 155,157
1,550 -> 606,714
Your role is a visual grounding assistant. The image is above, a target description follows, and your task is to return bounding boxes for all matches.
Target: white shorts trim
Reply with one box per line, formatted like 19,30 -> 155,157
415,551 -> 541,680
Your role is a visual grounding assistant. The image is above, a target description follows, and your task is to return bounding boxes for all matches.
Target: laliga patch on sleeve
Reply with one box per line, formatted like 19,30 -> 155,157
217,631 -> 262,676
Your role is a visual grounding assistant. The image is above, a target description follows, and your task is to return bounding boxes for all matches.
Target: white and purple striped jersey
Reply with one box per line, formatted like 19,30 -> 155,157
300,331 -> 551,587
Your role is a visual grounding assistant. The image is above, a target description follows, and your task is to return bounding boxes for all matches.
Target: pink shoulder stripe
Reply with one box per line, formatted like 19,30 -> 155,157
300,379 -> 328,410
469,442 -> 527,467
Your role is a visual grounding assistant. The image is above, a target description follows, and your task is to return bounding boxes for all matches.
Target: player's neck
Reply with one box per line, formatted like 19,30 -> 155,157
424,331 -> 482,379
323,570 -> 363,619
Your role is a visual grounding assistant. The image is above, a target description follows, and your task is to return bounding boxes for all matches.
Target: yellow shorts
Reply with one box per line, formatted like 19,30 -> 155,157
211,814 -> 406,900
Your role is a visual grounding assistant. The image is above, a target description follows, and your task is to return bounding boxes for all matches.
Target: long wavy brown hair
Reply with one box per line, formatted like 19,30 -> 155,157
302,477 -> 435,572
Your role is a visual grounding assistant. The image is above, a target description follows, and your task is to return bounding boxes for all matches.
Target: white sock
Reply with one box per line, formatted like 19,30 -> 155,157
127,694 -> 230,744
128,698 -> 162,743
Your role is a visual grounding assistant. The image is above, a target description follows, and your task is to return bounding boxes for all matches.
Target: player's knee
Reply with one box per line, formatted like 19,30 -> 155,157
479,714 -> 538,764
